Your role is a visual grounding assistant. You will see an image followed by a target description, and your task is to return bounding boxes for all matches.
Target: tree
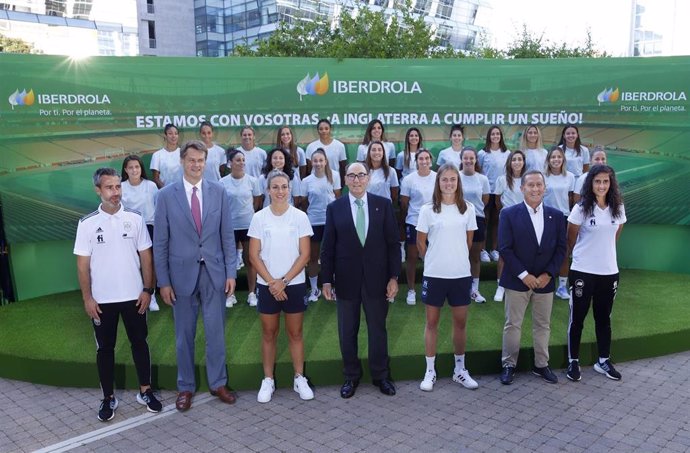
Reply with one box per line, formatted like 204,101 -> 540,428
0,34 -> 35,54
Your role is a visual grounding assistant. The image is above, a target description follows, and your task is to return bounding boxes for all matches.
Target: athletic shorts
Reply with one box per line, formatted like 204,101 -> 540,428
311,225 -> 324,243
473,217 -> 486,243
405,223 -> 417,245
421,276 -> 472,307
234,229 -> 249,244
257,283 -> 308,314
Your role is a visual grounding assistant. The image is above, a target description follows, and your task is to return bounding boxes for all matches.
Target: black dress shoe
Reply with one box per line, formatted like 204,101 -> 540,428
340,379 -> 359,399
532,366 -> 558,384
500,366 -> 515,385
372,379 -> 396,396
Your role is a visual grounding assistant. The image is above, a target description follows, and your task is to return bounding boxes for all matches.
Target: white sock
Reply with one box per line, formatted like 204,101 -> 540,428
425,356 -> 436,372
237,248 -> 243,260
599,357 -> 609,364
472,278 -> 479,292
559,276 -> 568,287
454,354 -> 465,372
309,276 -> 318,290
570,358 -> 579,363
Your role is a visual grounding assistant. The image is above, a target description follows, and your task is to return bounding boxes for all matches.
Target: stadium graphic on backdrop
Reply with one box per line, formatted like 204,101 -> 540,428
297,72 -> 329,100
8,88 -> 35,109
597,87 -> 620,104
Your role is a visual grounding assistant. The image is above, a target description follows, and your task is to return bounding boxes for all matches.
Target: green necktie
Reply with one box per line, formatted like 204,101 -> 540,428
355,198 -> 365,246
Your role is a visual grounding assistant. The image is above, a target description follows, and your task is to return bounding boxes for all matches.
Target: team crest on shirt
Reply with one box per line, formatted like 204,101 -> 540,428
96,233 -> 105,244
123,221 -> 132,233
574,279 -> 585,298
589,217 -> 596,226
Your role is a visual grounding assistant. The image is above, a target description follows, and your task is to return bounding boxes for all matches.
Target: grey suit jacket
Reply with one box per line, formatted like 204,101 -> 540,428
153,179 -> 236,296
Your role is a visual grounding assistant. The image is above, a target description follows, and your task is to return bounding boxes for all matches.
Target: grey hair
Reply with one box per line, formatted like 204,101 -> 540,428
93,167 -> 119,187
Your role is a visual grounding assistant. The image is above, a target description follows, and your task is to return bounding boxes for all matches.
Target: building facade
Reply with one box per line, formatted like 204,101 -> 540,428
629,0 -> 690,57
137,0 -> 195,56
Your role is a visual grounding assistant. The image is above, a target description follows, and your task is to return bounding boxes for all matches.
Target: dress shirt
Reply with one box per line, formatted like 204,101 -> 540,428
183,177 -> 203,218
349,192 -> 369,240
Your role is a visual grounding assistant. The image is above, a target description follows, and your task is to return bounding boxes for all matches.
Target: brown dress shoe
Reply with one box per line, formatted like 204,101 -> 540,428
175,391 -> 193,411
210,386 -> 237,404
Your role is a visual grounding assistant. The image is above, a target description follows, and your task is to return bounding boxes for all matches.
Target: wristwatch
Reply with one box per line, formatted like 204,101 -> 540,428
281,277 -> 290,285
142,287 -> 154,295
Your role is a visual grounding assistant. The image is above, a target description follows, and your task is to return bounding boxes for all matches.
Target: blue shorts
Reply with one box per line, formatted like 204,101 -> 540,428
421,276 -> 472,307
311,225 -> 324,243
256,283 -> 308,314
405,223 -> 417,245
473,217 -> 486,243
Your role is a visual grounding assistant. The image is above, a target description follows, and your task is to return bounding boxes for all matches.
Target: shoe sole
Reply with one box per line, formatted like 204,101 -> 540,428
98,399 -> 118,422
566,373 -> 581,382
452,376 -> 478,389
294,387 -> 315,400
593,364 -> 621,381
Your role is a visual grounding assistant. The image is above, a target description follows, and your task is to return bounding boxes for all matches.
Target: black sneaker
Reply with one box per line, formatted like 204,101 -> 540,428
98,395 -> 119,422
137,388 -> 163,413
532,366 -> 558,384
566,361 -> 581,382
594,359 -> 622,380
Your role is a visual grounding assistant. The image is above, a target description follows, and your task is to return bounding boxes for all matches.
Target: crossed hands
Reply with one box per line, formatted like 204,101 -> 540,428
521,273 -> 552,290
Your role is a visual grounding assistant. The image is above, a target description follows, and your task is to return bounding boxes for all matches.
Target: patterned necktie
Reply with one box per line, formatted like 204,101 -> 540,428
191,186 -> 202,235
355,198 -> 365,246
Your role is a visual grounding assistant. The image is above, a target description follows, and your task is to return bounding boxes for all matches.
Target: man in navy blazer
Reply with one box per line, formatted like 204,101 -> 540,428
497,170 -> 566,385
320,162 -> 401,398
154,140 -> 237,411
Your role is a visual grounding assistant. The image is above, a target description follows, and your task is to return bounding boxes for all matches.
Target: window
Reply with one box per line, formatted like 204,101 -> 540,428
147,0 -> 155,14
148,20 -> 156,48
436,0 -> 453,20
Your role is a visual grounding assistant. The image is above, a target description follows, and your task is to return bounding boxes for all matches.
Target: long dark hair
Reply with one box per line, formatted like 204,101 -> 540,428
558,124 -> 583,156
459,146 -> 481,173
432,164 -> 467,214
404,127 -> 423,169
310,148 -> 334,185
121,155 -> 149,182
276,126 -> 299,169
362,119 -> 388,145
262,148 -> 295,180
483,125 -> 507,153
365,141 -> 390,179
579,164 -> 623,219
505,150 -> 527,191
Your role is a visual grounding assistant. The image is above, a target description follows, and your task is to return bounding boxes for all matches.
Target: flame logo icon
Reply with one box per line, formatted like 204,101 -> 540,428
597,87 -> 620,104
297,73 -> 329,101
8,89 -> 35,109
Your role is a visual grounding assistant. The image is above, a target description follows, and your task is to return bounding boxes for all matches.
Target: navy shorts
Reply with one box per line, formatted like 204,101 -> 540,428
311,225 -> 324,243
485,194 -> 497,211
405,223 -> 417,245
473,217 -> 486,243
234,229 -> 249,244
257,283 -> 308,314
421,276 -> 472,307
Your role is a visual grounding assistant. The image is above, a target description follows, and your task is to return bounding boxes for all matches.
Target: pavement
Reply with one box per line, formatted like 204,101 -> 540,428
2,351 -> 690,453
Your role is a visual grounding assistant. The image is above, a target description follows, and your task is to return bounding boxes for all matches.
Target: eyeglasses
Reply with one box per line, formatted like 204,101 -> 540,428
345,173 -> 368,182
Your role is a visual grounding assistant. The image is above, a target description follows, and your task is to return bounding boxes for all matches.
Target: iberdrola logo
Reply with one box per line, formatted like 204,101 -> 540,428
597,87 -> 620,104
8,88 -> 35,109
297,73 -> 329,101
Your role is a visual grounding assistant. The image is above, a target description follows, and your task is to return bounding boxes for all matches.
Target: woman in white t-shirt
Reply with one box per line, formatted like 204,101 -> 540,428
573,146 -> 607,204
544,146 -> 576,300
150,123 -> 181,188
365,141 -> 399,202
558,124 -> 590,177
520,125 -> 548,173
565,165 -> 626,383
219,149 -> 262,308
478,126 -> 510,263
299,148 -> 341,303
436,124 -> 464,169
395,127 -> 423,181
400,149 -> 436,305
277,126 -> 307,180
492,150 -> 526,302
199,121 -> 226,182
258,148 -> 302,209
416,164 -> 479,392
356,119 -> 396,167
305,119 -> 347,183
459,146 -> 491,304
238,126 -> 267,178
248,170 -> 314,404
121,155 -> 160,311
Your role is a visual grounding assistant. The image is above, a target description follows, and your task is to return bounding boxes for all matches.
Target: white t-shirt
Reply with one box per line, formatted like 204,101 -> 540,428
247,205 -> 313,285
573,172 -> 588,196
400,170 -> 436,226
459,172 -> 490,217
544,172 -> 575,215
240,146 -> 267,178
416,202 -> 477,279
259,173 -> 301,208
150,147 -> 181,187
73,205 -> 151,304
568,203 -> 626,275
356,142 -> 396,162
299,172 -> 341,225
562,145 -> 590,177
436,147 -> 462,169
524,148 -> 548,173
493,175 -> 524,208
305,139 -> 347,173
283,146 -> 307,168
204,144 -> 226,182
219,174 -> 261,230
367,167 -> 399,200
121,179 -> 159,225
395,151 -> 417,179
478,149 -> 511,192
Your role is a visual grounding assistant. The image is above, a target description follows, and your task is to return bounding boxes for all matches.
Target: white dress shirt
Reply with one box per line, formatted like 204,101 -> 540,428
183,177 -> 203,218
349,192 -> 369,240
518,201 -> 545,280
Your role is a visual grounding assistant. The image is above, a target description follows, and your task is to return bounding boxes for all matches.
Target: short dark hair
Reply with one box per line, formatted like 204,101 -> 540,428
180,140 -> 208,159
93,167 -> 119,187
521,170 -> 545,187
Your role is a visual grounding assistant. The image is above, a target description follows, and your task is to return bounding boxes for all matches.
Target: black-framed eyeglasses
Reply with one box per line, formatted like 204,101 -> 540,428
345,173 -> 368,181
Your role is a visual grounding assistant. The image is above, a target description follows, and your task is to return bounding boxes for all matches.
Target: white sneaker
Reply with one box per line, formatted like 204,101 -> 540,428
480,249 -> 491,263
493,286 -> 505,302
419,369 -> 436,392
257,377 -> 275,403
248,292 -> 258,307
307,288 -> 321,303
490,250 -> 500,262
406,289 -> 416,305
555,286 -> 570,300
472,290 -> 486,304
148,294 -> 160,312
293,374 -> 314,400
225,294 -> 237,308
400,243 -> 406,262
453,368 -> 479,389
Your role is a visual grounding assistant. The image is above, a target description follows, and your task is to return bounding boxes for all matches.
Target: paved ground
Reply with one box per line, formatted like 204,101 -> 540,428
2,351 -> 690,453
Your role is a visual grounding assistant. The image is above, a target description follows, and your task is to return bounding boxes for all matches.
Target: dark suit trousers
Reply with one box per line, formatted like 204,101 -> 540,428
337,286 -> 390,381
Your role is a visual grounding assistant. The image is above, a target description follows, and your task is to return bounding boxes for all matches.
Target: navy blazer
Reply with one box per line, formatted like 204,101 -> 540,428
498,202 -> 567,293
320,193 -> 401,300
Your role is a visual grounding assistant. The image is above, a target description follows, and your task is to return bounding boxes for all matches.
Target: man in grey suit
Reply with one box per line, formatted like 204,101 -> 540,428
154,140 -> 237,411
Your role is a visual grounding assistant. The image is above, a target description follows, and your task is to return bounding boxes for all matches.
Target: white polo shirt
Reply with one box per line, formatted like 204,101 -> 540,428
73,205 -> 151,304
568,203 -> 626,275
